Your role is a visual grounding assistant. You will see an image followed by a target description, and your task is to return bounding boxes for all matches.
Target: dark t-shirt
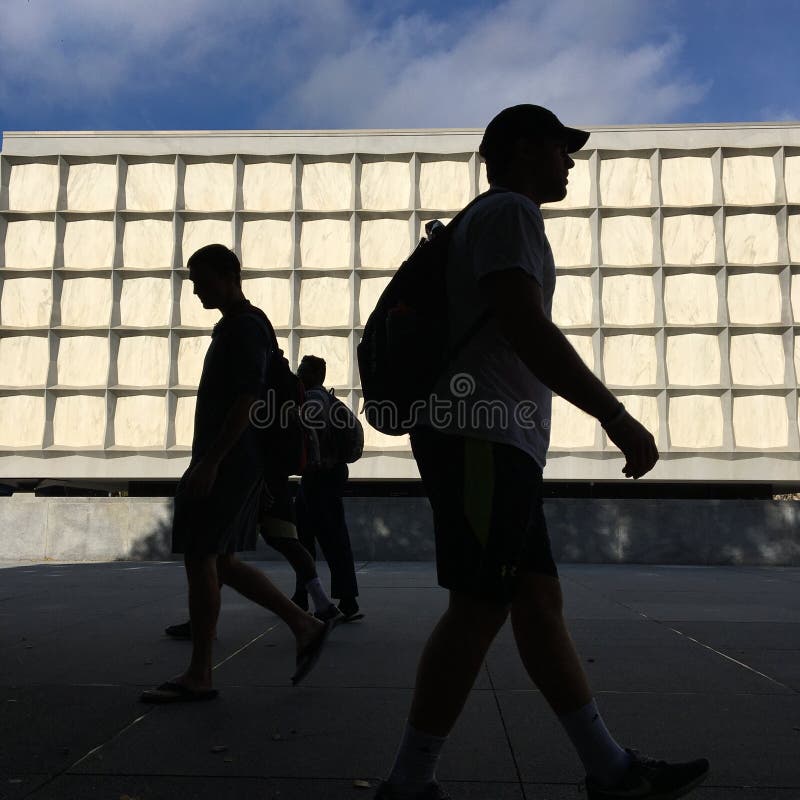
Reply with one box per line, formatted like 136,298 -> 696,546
192,307 -> 272,459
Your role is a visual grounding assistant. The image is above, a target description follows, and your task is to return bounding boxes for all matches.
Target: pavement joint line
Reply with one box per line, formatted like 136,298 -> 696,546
212,622 -> 281,672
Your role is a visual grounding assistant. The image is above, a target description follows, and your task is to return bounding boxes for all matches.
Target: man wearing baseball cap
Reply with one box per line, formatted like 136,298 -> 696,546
375,105 -> 709,800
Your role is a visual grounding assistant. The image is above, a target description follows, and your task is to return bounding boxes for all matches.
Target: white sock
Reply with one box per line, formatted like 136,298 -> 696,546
558,699 -> 631,786
387,722 -> 447,796
304,577 -> 332,613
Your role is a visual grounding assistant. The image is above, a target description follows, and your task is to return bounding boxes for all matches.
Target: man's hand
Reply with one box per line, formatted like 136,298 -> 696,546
184,458 -> 219,499
604,413 -> 659,479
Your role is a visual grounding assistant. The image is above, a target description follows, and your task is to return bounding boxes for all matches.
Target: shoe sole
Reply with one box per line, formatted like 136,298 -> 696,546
589,768 -> 709,800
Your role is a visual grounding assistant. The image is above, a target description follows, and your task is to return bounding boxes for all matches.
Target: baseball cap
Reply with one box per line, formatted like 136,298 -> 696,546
479,104 -> 590,162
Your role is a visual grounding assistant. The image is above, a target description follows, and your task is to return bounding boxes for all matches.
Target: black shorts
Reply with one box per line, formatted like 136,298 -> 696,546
259,472 -> 298,541
411,427 -> 558,604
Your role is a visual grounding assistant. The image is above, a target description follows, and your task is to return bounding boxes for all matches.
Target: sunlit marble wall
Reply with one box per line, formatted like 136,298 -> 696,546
1,129 -> 799,480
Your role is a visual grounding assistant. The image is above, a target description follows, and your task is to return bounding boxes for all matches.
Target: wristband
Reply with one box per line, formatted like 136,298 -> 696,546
601,401 -> 627,429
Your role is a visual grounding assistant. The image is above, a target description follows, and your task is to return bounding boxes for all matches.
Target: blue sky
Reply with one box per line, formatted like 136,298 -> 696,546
0,0 -> 798,135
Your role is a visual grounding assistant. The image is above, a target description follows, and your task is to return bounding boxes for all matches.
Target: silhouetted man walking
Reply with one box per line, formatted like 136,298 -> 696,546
376,106 -> 709,800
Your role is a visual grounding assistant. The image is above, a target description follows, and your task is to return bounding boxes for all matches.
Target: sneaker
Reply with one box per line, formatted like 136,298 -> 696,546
164,620 -> 192,639
585,749 -> 709,799
338,598 -> 364,621
374,781 -> 451,800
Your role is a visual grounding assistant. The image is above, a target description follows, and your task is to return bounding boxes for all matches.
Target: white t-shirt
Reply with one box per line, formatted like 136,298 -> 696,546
423,189 -> 556,469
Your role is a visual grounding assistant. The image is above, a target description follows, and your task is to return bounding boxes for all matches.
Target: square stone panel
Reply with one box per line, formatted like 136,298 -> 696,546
178,280 -> 220,327
243,276 -> 292,327
549,394 -> 597,448
119,277 -> 171,327
297,335 -> 350,386
242,160 -> 293,211
727,272 -> 782,324
788,214 -> 800,262
113,394 -> 166,447
299,276 -> 351,327
666,333 -> 721,386
616,394 -> 659,442
300,161 -> 352,211
4,219 -> 56,269
8,161 -> 59,211
183,161 -> 234,211
124,161 -> 176,211
733,394 -> 788,448
300,218 -> 351,269
722,154 -> 776,205
668,394 -> 723,448
116,336 -> 169,387
660,156 -> 714,206
63,218 -> 115,269
725,213 -> 779,264
122,219 -> 173,269
52,394 -> 106,448
358,276 -> 391,324
663,272 -> 719,325
785,154 -> 800,204
174,394 -> 197,446
601,273 -> 655,325
0,276 -> 53,327
59,277 -> 111,327
599,157 -> 652,206
794,273 -> 800,322
662,214 -> 716,265
478,161 -> 489,195
0,335 -> 49,386
181,217 -> 232,261
0,394 -> 45,446
602,334 -> 658,386
66,162 -> 117,211
795,335 -> 800,385
419,160 -> 471,209
544,216 -> 591,266
551,274 -> 593,326
545,158 -> 591,208
176,335 -> 212,386
730,333 -> 786,386
360,159 -> 412,210
600,215 -> 653,265
240,219 -> 293,269
56,335 -> 109,386
565,333 -> 594,370
359,218 -> 411,268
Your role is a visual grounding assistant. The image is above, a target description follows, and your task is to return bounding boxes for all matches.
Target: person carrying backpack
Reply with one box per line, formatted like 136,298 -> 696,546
291,355 -> 364,622
140,244 -> 335,703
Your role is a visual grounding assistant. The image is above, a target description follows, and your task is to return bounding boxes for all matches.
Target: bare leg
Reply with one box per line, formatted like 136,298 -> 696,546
217,554 -> 322,653
409,591 -> 509,736
510,572 -> 592,713
267,536 -> 318,585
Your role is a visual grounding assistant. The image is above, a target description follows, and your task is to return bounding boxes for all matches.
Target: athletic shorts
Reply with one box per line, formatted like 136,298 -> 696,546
410,426 -> 558,604
259,472 -> 298,541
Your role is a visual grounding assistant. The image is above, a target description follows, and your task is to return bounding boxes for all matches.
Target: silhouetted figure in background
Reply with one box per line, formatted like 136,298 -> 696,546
292,355 -> 362,622
141,244 -> 334,702
375,106 -> 708,800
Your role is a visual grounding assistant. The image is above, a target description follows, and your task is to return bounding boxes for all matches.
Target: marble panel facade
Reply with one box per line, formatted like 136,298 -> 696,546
544,216 -> 592,266
56,335 -> 109,386
785,155 -> 800,204
116,336 -> 169,387
792,273 -> 800,322
122,218 -> 174,269
0,394 -> 45,446
729,333 -> 786,386
615,394 -> 659,442
59,277 -> 112,328
300,218 -> 351,269
359,218 -> 411,268
63,218 -> 115,269
66,162 -> 117,211
297,335 -> 350,386
358,276 -> 391,324
600,215 -> 653,265
602,334 -> 658,386
727,272 -> 782,324
601,274 -> 655,325
733,394 -> 788,448
299,276 -> 351,327
4,219 -> 55,269
660,156 -> 714,206
240,218 -> 293,269
119,277 -> 171,327
52,394 -> 106,448
662,214 -> 716,265
124,161 -> 176,211
419,160 -> 470,209
547,158 -> 591,208
599,157 -> 652,206
176,335 -> 212,386
0,335 -> 49,386
300,161 -> 352,211
242,276 -> 292,327
183,161 -> 234,211
178,280 -> 220,327
668,395 -> 724,448
666,333 -> 721,386
724,213 -> 779,264
242,160 -> 293,211
174,395 -> 197,446
8,162 -> 59,210
565,334 -> 594,370
551,274 -> 593,327
0,276 -> 52,327
181,218 -> 232,260
360,160 -> 411,210
113,395 -> 167,447
550,395 -> 597,448
788,214 -> 800,262
663,273 -> 719,325
722,154 -> 776,205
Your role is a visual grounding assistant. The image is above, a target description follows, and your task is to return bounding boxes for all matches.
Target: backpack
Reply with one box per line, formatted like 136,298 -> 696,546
240,306 -> 309,476
356,190 -> 501,435
303,387 -> 364,468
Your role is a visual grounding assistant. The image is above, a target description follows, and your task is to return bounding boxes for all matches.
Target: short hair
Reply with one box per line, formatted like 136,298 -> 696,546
187,243 -> 241,286
298,355 -> 326,387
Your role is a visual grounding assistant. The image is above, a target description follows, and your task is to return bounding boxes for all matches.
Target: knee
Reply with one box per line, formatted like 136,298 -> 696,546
512,576 -> 565,630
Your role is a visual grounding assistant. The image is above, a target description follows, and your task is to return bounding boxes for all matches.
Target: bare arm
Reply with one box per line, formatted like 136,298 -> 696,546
480,269 -> 658,478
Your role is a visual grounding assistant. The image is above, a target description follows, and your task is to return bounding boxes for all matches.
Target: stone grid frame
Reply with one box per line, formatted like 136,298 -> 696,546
0,125 -> 799,482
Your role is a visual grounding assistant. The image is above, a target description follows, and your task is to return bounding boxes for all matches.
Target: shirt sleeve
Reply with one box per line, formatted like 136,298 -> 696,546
228,315 -> 271,396
467,195 -> 547,288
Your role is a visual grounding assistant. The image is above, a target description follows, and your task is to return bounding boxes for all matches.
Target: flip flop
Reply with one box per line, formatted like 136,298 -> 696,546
291,618 -> 335,686
139,680 -> 218,704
